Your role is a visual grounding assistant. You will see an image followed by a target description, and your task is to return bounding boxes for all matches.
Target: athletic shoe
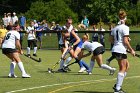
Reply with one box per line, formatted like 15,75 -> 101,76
63,66 -> 71,71
88,72 -> 92,75
57,69 -> 67,72
106,59 -> 110,65
22,74 -> 31,78
8,74 -> 17,78
113,84 -> 125,93
110,68 -> 116,75
78,67 -> 86,73
33,54 -> 37,57
27,54 -> 31,57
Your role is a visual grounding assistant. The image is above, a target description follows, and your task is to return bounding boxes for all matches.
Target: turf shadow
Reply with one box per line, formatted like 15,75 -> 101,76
73,91 -> 113,93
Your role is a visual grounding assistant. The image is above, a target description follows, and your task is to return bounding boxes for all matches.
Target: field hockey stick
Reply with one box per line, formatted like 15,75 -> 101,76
63,61 -> 77,70
24,54 -> 42,62
127,51 -> 140,58
48,48 -> 70,73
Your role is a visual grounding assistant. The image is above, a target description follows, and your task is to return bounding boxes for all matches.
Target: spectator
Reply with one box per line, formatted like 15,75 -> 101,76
42,19 -> 49,36
7,13 -> 12,25
36,22 -> 44,49
50,21 -> 56,36
2,13 -> 9,29
92,24 -> 98,42
12,12 -> 18,25
34,20 -> 38,30
78,15 -> 89,30
54,24 -> 62,49
0,28 -> 7,47
19,15 -> 26,30
99,25 -> 105,47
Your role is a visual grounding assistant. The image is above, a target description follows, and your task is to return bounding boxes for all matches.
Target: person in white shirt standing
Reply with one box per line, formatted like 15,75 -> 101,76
12,12 -> 18,25
2,13 -> 9,29
110,9 -> 135,93
80,34 -> 116,75
26,21 -> 38,57
2,24 -> 30,78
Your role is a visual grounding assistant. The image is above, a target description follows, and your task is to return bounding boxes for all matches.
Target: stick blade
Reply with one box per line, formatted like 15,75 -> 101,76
48,68 -> 53,73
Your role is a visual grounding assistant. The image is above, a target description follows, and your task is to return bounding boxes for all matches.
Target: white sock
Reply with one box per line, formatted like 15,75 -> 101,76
65,57 -> 72,65
89,60 -> 95,72
27,47 -> 30,54
10,62 -> 16,75
33,47 -> 37,54
116,72 -> 125,90
17,62 -> 26,75
59,59 -> 64,69
101,64 -> 113,71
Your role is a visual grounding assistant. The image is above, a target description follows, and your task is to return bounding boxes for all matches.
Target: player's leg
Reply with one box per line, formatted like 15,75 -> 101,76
2,48 -> 17,77
114,59 -> 127,92
59,44 -> 66,70
73,47 -> 87,72
12,52 -> 31,78
33,39 -> 37,56
5,53 -> 17,77
113,53 -> 127,92
89,55 -> 96,73
27,40 -> 31,57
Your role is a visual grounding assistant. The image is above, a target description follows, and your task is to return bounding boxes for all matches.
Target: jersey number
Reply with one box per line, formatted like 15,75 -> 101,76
5,33 -> 11,40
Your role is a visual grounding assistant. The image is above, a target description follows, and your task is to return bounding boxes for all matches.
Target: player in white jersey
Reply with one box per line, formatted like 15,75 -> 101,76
2,24 -> 30,78
80,34 -> 116,75
26,21 -> 37,57
110,10 -> 135,93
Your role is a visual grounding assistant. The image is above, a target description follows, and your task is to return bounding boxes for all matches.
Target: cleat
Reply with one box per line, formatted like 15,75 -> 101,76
88,72 -> 92,75
58,69 -> 67,72
22,74 -> 31,78
63,66 -> 71,71
33,54 -> 37,57
110,68 -> 116,75
8,74 -> 17,78
27,54 -> 31,57
113,84 -> 125,93
78,67 -> 86,73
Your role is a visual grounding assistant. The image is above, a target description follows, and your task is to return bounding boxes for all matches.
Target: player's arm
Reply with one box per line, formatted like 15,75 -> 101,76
123,36 -> 135,56
71,29 -> 80,46
16,39 -> 23,54
80,49 -> 91,58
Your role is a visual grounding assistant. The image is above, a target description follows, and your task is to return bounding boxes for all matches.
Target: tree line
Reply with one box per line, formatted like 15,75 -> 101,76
0,0 -> 139,25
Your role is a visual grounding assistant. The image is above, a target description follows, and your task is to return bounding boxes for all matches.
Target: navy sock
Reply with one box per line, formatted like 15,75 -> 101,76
81,60 -> 89,70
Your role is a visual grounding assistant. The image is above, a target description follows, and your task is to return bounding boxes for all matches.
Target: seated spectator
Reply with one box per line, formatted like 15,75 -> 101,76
78,15 -> 89,30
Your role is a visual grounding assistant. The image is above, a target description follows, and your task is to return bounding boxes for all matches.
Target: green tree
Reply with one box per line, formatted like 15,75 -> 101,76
25,0 -> 78,23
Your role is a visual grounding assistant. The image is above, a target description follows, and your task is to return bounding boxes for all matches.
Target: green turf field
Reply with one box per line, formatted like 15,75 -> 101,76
0,49 -> 140,93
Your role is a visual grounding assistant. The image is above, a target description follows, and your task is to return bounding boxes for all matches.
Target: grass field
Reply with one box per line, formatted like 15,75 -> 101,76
0,49 -> 140,93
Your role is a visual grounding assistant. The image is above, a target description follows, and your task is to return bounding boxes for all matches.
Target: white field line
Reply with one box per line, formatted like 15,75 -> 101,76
6,75 -> 140,93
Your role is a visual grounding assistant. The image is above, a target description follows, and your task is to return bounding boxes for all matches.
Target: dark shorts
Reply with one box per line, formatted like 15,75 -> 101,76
59,44 -> 65,49
27,39 -> 37,47
2,48 -> 17,54
112,52 -> 127,60
93,46 -> 105,56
